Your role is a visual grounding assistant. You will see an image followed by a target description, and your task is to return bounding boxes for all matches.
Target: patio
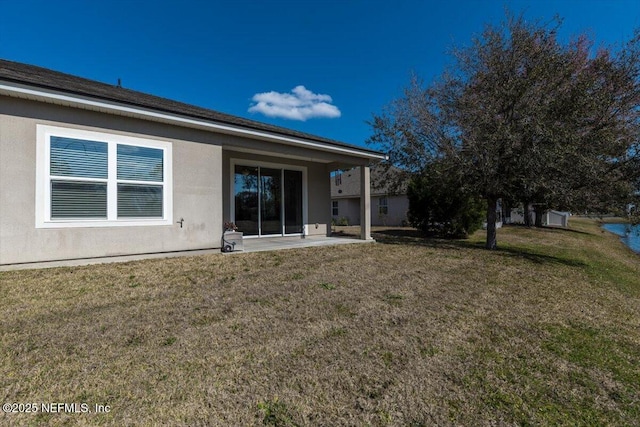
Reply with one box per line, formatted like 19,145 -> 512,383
237,234 -> 373,253
0,235 -> 373,271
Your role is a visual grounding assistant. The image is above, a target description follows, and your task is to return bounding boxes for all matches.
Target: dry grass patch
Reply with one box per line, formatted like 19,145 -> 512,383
1,218 -> 638,425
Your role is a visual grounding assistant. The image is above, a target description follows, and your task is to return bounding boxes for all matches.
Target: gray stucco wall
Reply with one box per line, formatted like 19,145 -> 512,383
372,195 -> 409,226
332,195 -> 408,226
222,150 -> 331,237
0,97 -> 223,264
332,198 -> 361,225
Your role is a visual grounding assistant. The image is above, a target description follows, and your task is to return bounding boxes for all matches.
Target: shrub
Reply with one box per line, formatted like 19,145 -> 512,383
407,168 -> 485,238
336,216 -> 349,226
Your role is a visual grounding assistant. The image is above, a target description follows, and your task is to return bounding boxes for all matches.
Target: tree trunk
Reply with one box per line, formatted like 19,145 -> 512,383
486,197 -> 498,250
524,202 -> 533,227
534,205 -> 545,227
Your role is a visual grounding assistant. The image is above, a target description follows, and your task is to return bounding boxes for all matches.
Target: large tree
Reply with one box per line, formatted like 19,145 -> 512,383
369,14 -> 640,249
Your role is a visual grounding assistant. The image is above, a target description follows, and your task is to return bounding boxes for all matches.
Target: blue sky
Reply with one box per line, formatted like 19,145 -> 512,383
1,0 -> 638,148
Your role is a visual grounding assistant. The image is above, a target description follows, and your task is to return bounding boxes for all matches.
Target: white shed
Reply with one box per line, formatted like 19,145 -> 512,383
545,210 -> 570,227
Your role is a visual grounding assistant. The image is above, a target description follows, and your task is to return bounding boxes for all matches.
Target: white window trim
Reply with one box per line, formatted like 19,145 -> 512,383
229,158 -> 308,237
36,125 -> 173,228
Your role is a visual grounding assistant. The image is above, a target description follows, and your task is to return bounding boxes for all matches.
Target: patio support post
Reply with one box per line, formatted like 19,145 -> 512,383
360,165 -> 372,240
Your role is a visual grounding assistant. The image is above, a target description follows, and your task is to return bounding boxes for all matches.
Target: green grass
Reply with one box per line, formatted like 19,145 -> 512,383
0,218 -> 638,425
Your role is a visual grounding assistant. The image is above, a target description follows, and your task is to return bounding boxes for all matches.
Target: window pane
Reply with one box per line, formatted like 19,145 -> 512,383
234,165 -> 259,236
260,168 -> 282,235
117,145 -> 163,182
51,181 -> 107,218
118,184 -> 163,217
50,137 -> 107,179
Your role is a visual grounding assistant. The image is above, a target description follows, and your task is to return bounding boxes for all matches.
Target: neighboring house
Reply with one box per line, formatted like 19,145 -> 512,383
508,208 -> 570,227
331,166 -> 408,226
0,60 -> 385,265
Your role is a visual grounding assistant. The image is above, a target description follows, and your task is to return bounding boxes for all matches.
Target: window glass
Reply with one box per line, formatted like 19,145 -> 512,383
379,197 -> 388,215
117,145 -> 163,182
51,181 -> 107,218
50,137 -> 107,179
234,165 -> 259,235
117,184 -> 163,217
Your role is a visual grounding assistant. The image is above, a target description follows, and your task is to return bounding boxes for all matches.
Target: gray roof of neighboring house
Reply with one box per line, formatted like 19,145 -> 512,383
0,59 -> 384,158
331,166 -> 409,198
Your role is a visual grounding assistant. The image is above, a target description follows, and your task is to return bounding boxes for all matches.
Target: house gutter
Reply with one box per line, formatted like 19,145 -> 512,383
0,82 -> 387,161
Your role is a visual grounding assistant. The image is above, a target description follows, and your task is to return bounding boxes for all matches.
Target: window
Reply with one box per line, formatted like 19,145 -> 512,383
37,125 -> 172,228
50,136 -> 108,219
334,172 -> 342,186
117,145 -> 164,218
332,200 -> 339,216
378,196 -> 388,215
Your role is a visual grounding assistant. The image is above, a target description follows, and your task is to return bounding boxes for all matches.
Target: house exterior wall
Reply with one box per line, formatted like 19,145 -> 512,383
222,150 -> 331,236
0,97 -> 223,265
332,198 -> 361,225
372,195 -> 409,226
332,195 -> 408,226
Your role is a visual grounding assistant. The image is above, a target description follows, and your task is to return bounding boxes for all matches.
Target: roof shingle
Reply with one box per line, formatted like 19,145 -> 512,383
0,59 -> 383,156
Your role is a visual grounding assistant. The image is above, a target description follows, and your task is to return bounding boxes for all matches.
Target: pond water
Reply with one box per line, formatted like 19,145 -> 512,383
602,223 -> 640,254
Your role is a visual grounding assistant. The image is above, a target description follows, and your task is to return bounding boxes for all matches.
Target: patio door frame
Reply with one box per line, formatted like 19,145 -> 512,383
230,158 -> 308,238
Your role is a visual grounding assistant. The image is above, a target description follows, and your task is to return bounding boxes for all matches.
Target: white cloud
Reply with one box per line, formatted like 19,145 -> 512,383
248,85 -> 341,121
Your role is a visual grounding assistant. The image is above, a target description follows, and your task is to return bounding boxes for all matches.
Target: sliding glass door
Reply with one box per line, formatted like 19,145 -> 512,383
259,168 -> 282,235
234,164 -> 304,236
284,170 -> 303,234
234,165 -> 259,236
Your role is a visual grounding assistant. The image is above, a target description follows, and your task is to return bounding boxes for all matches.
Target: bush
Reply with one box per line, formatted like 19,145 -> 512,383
336,216 -> 349,226
407,169 -> 485,238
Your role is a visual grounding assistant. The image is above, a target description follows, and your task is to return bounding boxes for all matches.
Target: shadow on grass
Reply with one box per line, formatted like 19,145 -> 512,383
506,223 -> 592,236
372,228 -> 587,268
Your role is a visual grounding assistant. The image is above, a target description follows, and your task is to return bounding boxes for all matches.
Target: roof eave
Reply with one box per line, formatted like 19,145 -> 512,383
0,80 -> 387,161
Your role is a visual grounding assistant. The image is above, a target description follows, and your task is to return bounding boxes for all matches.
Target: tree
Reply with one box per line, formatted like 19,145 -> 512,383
407,160 -> 485,238
369,14 -> 640,249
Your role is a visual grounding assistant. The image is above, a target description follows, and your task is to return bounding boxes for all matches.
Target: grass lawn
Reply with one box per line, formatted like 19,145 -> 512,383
1,218 -> 639,426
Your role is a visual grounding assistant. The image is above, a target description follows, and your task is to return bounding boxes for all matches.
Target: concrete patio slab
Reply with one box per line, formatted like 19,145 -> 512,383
0,235 -> 372,271
233,235 -> 373,254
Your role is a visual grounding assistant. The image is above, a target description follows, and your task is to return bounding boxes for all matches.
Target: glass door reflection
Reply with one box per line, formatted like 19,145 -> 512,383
259,168 -> 282,235
234,165 -> 259,236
